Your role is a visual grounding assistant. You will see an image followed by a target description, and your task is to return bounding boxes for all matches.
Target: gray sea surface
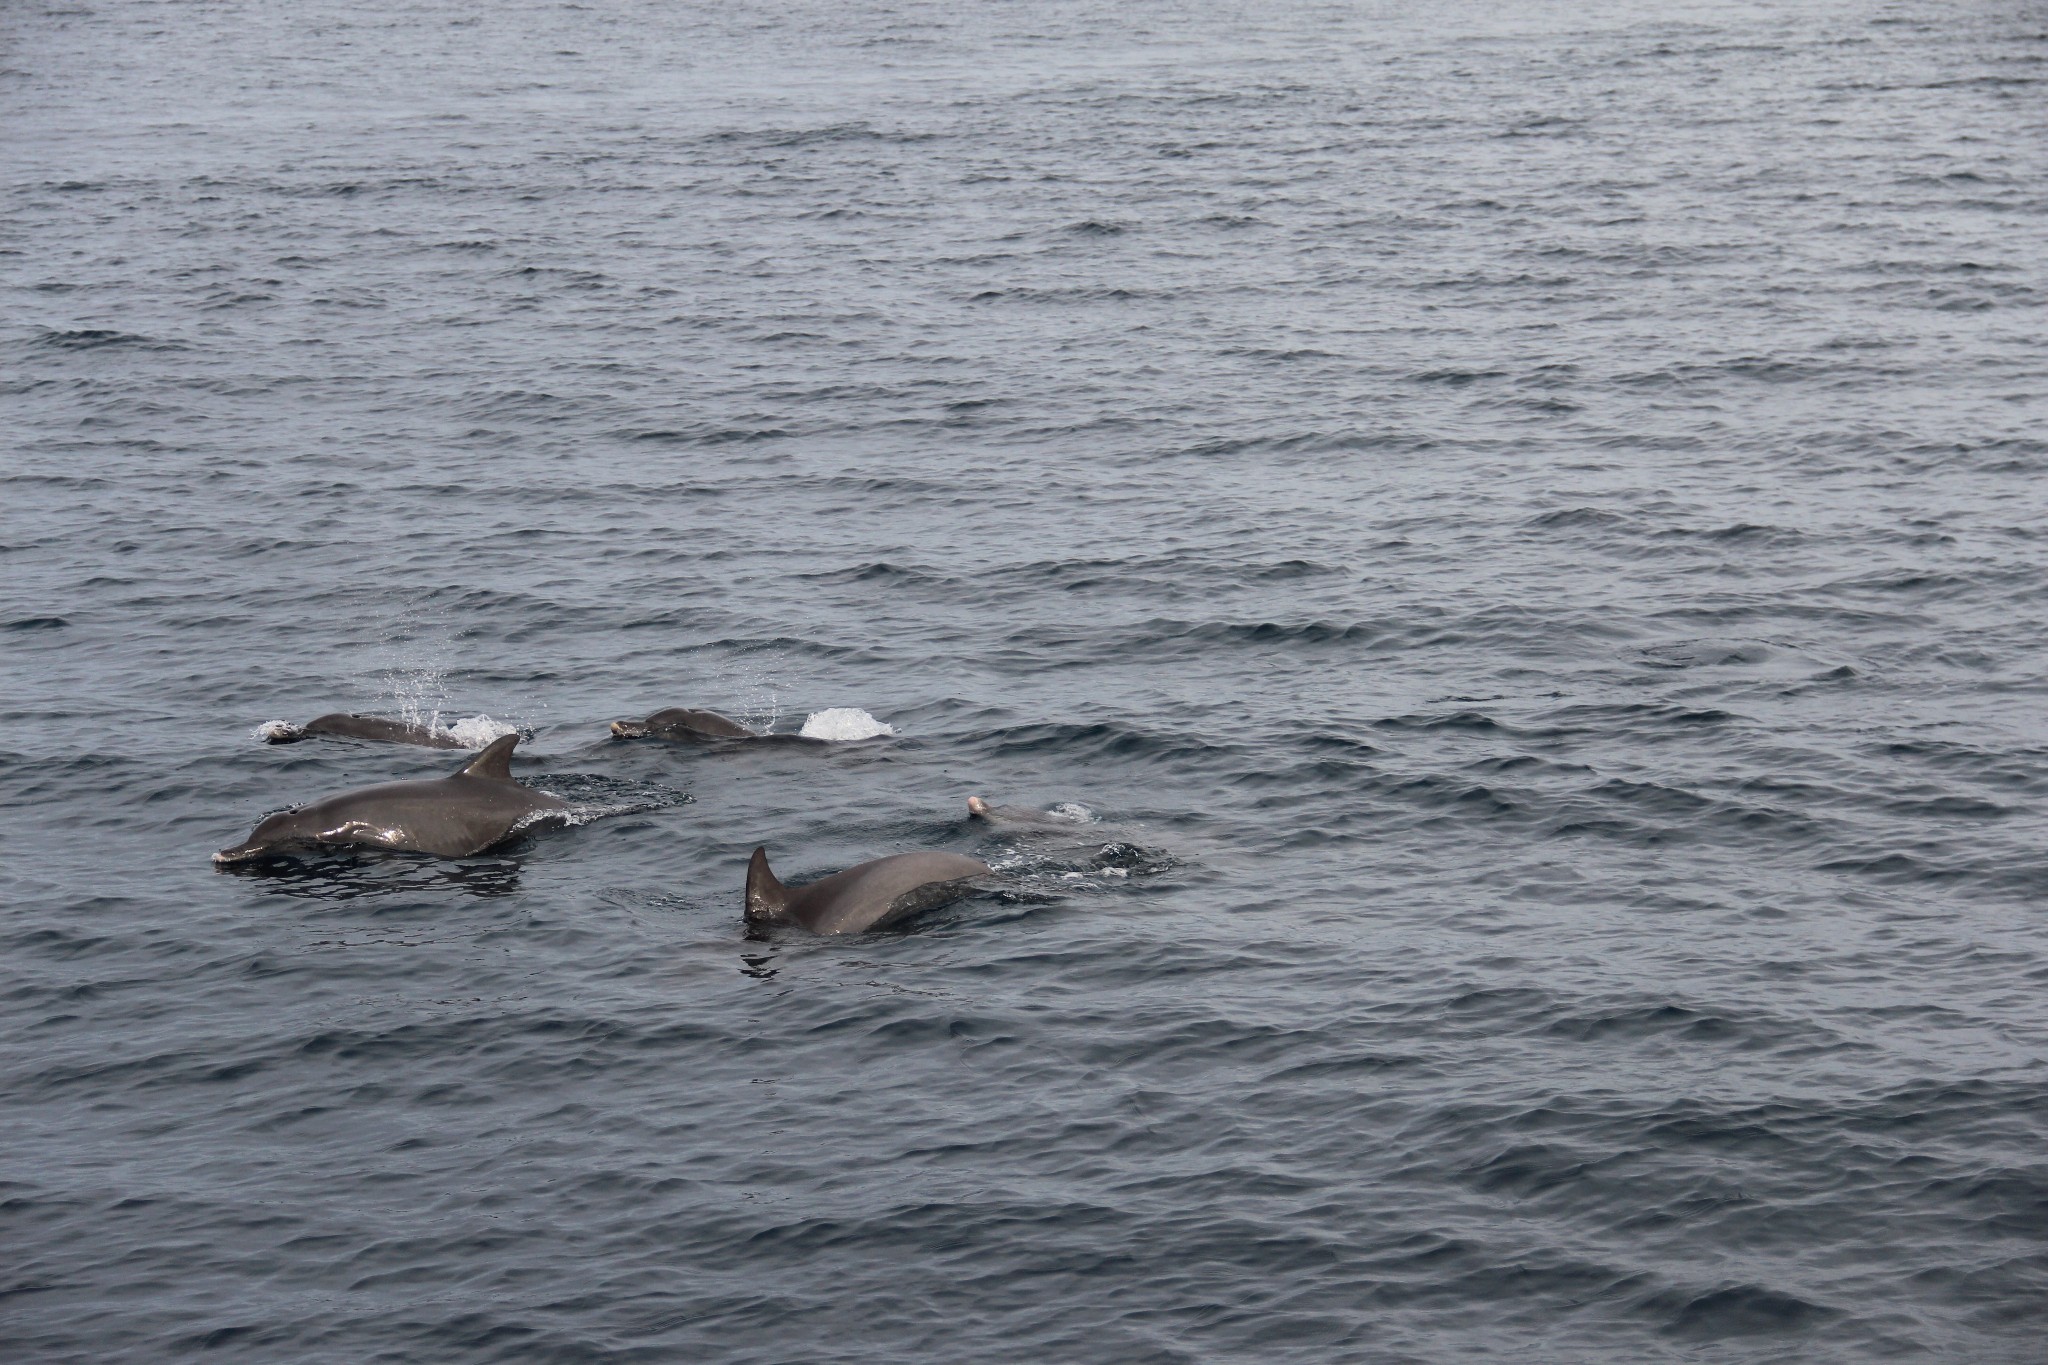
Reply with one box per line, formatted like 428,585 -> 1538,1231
4,0 -> 2047,1360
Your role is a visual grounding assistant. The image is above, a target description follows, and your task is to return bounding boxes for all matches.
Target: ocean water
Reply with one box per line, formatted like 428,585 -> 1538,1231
4,0 -> 2046,1359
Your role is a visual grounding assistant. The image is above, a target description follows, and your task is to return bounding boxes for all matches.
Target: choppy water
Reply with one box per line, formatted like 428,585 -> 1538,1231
6,1 -> 2047,1359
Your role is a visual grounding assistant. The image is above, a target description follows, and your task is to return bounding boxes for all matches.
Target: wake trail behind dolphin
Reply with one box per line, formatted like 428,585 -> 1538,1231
531,772 -> 693,824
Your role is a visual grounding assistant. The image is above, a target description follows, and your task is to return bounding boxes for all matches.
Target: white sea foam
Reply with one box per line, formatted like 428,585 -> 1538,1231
798,707 -> 895,741
443,714 -> 518,748
253,720 -> 298,742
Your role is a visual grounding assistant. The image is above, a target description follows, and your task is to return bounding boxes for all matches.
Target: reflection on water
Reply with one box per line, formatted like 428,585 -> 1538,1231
217,851 -> 526,900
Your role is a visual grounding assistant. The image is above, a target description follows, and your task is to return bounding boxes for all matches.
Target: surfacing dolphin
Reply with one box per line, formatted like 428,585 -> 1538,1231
745,845 -> 991,934
611,707 -> 760,741
214,734 -> 569,865
967,796 -> 1095,828
261,713 -> 471,749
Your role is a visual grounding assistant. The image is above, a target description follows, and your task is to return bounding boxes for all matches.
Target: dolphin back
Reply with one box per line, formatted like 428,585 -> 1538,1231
216,742 -> 566,864
967,796 -> 1083,827
304,714 -> 470,749
784,851 -> 991,934
642,708 -> 758,740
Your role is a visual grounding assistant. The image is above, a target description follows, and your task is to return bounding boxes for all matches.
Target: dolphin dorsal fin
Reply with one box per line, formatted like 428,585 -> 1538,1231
455,733 -> 520,781
745,846 -> 790,923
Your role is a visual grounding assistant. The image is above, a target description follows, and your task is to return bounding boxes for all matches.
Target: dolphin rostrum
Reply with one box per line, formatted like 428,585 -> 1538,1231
745,846 -> 991,934
610,707 -> 759,741
261,713 -> 471,749
213,734 -> 569,865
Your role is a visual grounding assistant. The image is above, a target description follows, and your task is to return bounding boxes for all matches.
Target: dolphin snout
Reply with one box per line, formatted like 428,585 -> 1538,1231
967,796 -> 991,818
610,721 -> 639,738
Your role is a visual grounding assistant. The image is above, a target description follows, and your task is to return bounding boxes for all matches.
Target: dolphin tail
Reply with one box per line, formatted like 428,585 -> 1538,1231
456,732 -> 520,780
745,846 -> 790,924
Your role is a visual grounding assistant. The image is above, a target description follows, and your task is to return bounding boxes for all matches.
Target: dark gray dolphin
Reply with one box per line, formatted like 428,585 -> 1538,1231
213,734 -> 569,865
745,846 -> 991,934
967,796 -> 1093,828
262,713 -> 471,749
610,707 -> 759,741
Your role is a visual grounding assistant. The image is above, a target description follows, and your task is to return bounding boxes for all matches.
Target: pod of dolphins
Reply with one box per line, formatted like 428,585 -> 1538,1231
217,707 -> 1022,935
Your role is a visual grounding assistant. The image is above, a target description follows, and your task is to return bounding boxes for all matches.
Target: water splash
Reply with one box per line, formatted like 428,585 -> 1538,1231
798,707 -> 895,741
730,660 -> 784,735
388,672 -> 448,730
442,715 -> 517,748
987,840 -> 1177,888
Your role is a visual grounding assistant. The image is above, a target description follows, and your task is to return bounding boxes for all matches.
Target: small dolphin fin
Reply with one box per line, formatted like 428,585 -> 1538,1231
455,732 -> 520,781
745,846 -> 790,924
